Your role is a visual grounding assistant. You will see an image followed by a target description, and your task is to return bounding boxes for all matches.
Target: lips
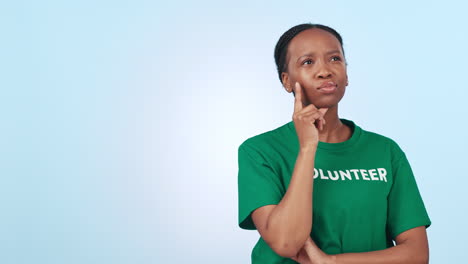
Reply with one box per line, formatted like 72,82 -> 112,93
317,81 -> 337,94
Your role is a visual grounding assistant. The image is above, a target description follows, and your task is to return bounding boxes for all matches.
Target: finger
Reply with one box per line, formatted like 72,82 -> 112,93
300,105 -> 328,115
294,82 -> 304,112
303,240 -> 323,260
300,103 -> 318,113
317,117 -> 326,127
317,108 -> 328,128
319,116 -> 326,129
298,112 -> 322,127
301,111 -> 322,121
318,108 -> 329,116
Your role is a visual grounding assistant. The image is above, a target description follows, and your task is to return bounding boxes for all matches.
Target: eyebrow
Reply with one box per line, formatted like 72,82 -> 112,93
296,49 -> 341,62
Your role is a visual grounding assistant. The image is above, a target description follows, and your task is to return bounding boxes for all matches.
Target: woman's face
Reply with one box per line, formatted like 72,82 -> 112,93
281,28 -> 348,109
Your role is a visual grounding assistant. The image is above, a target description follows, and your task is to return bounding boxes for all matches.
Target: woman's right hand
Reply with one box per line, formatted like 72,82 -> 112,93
293,82 -> 328,150
291,247 -> 313,264
292,237 -> 334,264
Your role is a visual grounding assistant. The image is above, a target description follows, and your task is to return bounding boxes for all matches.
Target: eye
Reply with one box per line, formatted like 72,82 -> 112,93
302,59 -> 313,65
331,56 -> 342,62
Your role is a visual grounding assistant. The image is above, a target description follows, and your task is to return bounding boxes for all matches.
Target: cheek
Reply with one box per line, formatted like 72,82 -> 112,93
296,70 -> 314,84
336,68 -> 348,84
290,71 -> 310,89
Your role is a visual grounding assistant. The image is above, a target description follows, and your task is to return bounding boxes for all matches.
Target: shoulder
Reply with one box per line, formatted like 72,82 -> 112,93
357,122 -> 407,160
238,121 -> 293,152
362,128 -> 398,146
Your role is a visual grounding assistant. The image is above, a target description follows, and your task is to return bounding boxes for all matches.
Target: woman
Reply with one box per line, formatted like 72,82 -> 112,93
237,23 -> 431,264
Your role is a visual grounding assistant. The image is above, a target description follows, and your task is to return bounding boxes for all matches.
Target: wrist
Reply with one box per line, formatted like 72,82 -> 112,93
300,144 -> 318,153
327,254 -> 337,264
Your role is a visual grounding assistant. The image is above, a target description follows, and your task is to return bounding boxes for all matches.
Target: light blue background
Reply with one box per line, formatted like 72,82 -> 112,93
2,0 -> 466,263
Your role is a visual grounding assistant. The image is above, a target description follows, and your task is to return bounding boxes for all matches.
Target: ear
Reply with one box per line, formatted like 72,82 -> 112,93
281,72 -> 292,93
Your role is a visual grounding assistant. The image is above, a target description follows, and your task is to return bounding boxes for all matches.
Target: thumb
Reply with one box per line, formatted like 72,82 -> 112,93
318,108 -> 329,115
318,108 -> 329,127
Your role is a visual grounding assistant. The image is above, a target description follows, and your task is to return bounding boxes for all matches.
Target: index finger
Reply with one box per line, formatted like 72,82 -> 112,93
294,82 -> 304,112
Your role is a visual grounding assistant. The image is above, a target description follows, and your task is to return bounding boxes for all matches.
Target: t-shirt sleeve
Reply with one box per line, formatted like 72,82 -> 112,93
237,142 -> 284,230
387,143 -> 431,240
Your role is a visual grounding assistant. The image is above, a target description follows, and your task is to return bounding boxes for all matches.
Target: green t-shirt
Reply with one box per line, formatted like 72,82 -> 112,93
237,118 -> 431,263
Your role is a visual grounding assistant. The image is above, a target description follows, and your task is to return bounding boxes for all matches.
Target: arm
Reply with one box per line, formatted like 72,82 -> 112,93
332,226 -> 429,264
298,226 -> 429,264
252,147 -> 317,258
251,82 -> 328,258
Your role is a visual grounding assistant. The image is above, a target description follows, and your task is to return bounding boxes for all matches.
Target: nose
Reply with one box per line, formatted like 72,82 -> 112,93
315,62 -> 332,79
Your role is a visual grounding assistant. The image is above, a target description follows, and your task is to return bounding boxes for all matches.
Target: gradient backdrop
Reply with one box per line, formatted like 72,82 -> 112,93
2,0 -> 467,263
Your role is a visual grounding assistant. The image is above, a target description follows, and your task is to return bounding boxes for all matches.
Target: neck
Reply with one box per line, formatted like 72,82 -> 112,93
317,105 -> 351,143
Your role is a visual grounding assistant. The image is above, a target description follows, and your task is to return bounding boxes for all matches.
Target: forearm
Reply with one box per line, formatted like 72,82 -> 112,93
267,146 -> 316,256
297,227 -> 429,264
331,243 -> 427,264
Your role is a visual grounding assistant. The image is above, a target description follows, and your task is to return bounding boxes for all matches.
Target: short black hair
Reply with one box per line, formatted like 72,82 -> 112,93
274,23 -> 345,84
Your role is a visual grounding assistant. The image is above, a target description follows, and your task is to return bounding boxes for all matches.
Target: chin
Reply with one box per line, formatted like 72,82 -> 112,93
319,94 -> 345,108
309,98 -> 342,109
